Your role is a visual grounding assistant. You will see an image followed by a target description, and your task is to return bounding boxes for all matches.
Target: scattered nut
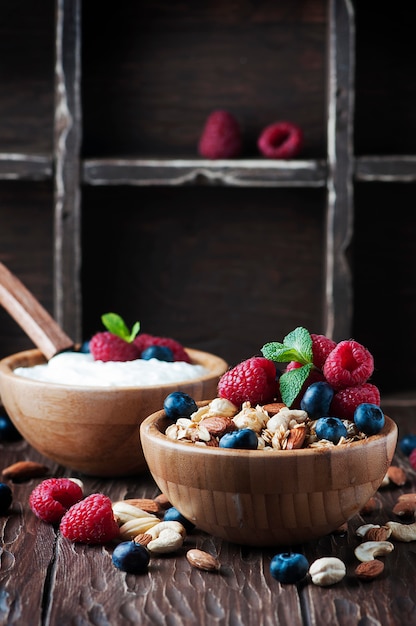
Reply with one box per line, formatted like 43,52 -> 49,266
386,466 -> 407,487
392,499 -> 416,517
2,461 -> 49,482
365,526 -> 392,542
355,559 -> 385,581
309,557 -> 346,586
113,501 -> 159,525
133,533 -> 153,547
123,498 -> 162,515
385,521 -> 416,542
146,521 -> 186,554
154,493 -> 171,510
186,549 -> 220,571
354,541 -> 394,562
118,516 -> 160,540
359,497 -> 380,515
356,524 -> 380,538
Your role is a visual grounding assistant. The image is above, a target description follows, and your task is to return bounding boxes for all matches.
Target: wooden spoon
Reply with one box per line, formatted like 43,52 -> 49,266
0,261 -> 74,360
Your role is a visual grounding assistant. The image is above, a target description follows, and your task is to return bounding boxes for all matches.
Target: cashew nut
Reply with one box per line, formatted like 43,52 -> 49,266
309,557 -> 346,586
146,521 -> 186,554
354,541 -> 394,562
386,521 -> 416,542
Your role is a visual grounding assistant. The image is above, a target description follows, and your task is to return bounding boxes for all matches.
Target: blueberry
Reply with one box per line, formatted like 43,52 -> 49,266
400,434 -> 416,456
0,483 -> 13,515
0,410 -> 22,442
219,428 -> 258,450
79,340 -> 91,354
112,541 -> 150,574
300,381 -> 334,419
141,345 -> 174,362
270,552 -> 309,584
315,417 -> 348,444
163,506 -> 195,532
354,403 -> 385,435
163,392 -> 198,421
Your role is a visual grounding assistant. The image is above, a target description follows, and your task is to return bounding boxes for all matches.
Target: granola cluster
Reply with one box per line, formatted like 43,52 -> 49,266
164,398 -> 368,450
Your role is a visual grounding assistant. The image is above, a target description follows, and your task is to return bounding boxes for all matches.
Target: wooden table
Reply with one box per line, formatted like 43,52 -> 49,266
1,400 -> 416,626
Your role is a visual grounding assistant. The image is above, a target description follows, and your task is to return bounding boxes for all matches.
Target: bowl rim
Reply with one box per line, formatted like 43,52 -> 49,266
0,347 -> 228,393
140,409 -> 398,459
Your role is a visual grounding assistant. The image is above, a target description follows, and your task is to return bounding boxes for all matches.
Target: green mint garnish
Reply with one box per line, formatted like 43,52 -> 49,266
101,313 -> 140,343
261,327 -> 316,408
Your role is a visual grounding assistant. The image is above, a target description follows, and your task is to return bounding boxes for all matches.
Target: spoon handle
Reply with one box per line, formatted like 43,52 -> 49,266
0,262 -> 74,360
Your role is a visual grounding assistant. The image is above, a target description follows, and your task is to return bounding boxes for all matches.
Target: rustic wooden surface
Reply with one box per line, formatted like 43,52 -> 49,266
1,400 -> 416,626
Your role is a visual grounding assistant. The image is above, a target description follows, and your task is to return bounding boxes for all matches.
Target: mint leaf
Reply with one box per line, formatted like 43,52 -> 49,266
101,313 -> 140,343
279,364 -> 313,407
261,327 -> 313,365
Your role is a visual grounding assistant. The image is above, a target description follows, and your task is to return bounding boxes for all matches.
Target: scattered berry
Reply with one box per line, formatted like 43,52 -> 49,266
399,434 -> 416,456
330,383 -> 380,421
90,331 -> 140,362
164,506 -> 195,532
29,478 -> 84,524
257,121 -> 303,159
112,541 -> 150,574
164,391 -> 198,421
323,340 -> 374,390
300,381 -> 334,420
0,483 -> 13,515
409,448 -> 416,471
310,334 -> 337,370
141,345 -> 174,362
59,493 -> 120,544
134,333 -> 191,363
198,110 -> 242,159
270,552 -> 309,584
219,428 -> 258,450
315,417 -> 348,444
354,403 -> 385,436
218,357 -> 279,407
0,410 -> 22,441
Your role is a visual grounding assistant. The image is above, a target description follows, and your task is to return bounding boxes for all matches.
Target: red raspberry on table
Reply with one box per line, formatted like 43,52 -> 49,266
90,331 -> 140,362
311,333 -> 337,370
218,356 -> 279,407
133,333 -> 191,363
198,110 -> 243,159
59,493 -> 120,544
330,383 -> 381,421
257,121 -> 303,159
323,340 -> 374,390
29,478 -> 84,524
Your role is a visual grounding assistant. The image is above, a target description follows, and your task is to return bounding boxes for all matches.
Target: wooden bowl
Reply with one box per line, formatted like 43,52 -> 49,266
140,406 -> 398,547
0,349 -> 228,477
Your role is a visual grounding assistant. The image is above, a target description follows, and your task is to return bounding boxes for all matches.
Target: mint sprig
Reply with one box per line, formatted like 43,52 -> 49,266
101,312 -> 140,343
261,327 -> 316,407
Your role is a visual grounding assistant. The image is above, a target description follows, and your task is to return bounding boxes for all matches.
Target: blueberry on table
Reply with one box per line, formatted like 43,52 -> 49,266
0,483 -> 13,515
163,392 -> 198,421
315,417 -> 348,444
164,506 -> 195,532
354,403 -> 385,435
219,428 -> 258,450
270,552 -> 309,584
300,381 -> 334,419
112,541 -> 150,574
0,410 -> 22,441
141,345 -> 174,362
399,434 -> 416,456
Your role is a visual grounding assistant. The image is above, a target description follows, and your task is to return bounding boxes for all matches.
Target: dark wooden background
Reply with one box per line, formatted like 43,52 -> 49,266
1,1 -> 416,395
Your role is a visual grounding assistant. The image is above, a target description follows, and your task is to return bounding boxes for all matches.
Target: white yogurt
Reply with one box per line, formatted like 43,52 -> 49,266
13,351 -> 208,388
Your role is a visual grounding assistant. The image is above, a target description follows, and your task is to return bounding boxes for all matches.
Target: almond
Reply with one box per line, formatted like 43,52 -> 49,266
200,416 -> 235,438
387,465 -> 407,486
124,498 -> 162,515
355,559 -> 384,580
398,492 -> 416,503
285,425 -> 306,450
186,549 -> 220,571
133,533 -> 153,547
154,493 -> 171,510
365,525 -> 391,542
392,499 -> 416,517
359,496 -> 380,515
2,460 -> 49,482
262,402 -> 287,416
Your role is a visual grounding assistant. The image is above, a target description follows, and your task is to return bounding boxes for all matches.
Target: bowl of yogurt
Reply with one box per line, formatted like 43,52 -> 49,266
0,347 -> 228,477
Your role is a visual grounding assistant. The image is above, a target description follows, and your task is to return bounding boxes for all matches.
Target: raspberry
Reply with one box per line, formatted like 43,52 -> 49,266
198,110 -> 243,159
323,340 -> 374,390
310,334 -> 337,370
29,478 -> 84,524
257,121 -> 303,159
409,448 -> 416,471
90,331 -> 140,362
330,383 -> 381,421
133,333 -> 191,363
218,356 -> 279,407
59,493 -> 120,544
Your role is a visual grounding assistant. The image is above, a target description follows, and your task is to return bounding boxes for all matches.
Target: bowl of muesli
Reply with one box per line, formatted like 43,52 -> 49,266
140,398 -> 397,547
